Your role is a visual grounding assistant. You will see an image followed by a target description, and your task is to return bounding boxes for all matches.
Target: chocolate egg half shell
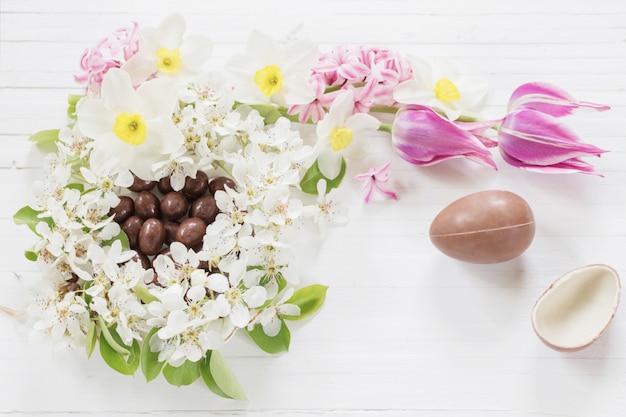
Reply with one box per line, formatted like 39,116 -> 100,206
429,190 -> 535,264
531,264 -> 620,351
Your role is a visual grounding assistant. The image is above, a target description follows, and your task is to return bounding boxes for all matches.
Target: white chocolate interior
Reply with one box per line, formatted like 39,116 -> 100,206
532,265 -> 620,349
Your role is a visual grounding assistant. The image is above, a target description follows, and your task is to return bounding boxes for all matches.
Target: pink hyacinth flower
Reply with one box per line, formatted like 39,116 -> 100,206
391,105 -> 498,169
355,160 -> 398,203
498,109 -> 609,175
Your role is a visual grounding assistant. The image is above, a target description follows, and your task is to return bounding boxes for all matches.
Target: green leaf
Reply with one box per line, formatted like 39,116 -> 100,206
67,94 -> 83,119
85,320 -> 97,358
98,323 -> 140,376
140,328 -> 167,382
201,351 -> 247,401
299,158 -> 346,195
134,285 -> 158,304
247,320 -> 291,354
284,284 -> 328,321
101,228 -> 131,252
24,250 -> 38,262
162,360 -> 201,386
13,206 -> 51,235
28,129 -> 60,153
248,104 -> 284,125
28,129 -> 60,145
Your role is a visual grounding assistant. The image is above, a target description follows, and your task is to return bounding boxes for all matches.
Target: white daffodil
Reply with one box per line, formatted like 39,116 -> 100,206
122,13 -> 213,86
225,29 -> 318,107
315,90 -> 381,178
393,56 -> 488,121
76,68 -> 184,180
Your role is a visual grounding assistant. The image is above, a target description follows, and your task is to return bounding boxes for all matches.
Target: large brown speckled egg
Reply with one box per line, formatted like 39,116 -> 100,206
429,190 -> 535,264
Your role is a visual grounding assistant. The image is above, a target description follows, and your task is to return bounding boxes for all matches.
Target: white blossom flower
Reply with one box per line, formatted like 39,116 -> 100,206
258,288 -> 300,337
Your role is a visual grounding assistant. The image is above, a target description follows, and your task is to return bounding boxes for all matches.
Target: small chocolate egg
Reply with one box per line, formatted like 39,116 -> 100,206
429,190 -> 535,264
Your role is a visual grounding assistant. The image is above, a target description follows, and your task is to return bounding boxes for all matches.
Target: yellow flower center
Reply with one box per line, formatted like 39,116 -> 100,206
156,47 -> 182,74
330,127 -> 353,151
434,78 -> 461,102
113,113 -> 146,145
254,65 -> 283,97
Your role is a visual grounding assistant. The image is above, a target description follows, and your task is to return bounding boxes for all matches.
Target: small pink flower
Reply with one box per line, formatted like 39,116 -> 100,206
391,105 -> 498,169
355,160 -> 398,203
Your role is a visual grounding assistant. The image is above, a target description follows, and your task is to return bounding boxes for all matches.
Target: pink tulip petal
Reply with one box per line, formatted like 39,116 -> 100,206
499,109 -> 607,166
391,105 -> 497,169
499,147 -> 603,176
508,82 -> 610,117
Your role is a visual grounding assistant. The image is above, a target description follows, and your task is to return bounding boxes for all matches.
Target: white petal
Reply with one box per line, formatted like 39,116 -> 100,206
100,69 -> 142,113
243,286 -> 267,308
180,35 -> 213,69
229,302 -> 250,328
137,77 -> 180,118
157,13 -> 186,49
207,273 -> 229,293
317,149 -> 343,179
262,317 -> 281,337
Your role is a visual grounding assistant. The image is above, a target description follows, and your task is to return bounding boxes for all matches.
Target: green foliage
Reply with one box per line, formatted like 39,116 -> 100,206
24,250 -> 38,262
67,94 -> 83,119
300,157 -> 346,194
284,284 -> 328,321
201,351 -> 248,401
101,229 -> 131,252
13,206 -> 52,235
28,129 -> 60,153
140,328 -> 167,382
99,323 -> 140,376
85,320 -> 97,358
247,320 -> 291,354
162,360 -> 201,386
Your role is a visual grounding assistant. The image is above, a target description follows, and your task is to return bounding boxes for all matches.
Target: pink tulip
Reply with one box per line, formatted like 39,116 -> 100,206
498,109 -> 608,175
499,83 -> 609,175
391,105 -> 498,169
507,82 -> 610,116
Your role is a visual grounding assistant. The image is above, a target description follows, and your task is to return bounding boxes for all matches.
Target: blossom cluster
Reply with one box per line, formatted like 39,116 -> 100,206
14,13 -> 610,398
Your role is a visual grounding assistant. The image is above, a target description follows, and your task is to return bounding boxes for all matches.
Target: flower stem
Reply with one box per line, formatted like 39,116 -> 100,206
378,123 -> 392,133
0,305 -> 18,317
97,316 -> 131,356
370,105 -> 399,114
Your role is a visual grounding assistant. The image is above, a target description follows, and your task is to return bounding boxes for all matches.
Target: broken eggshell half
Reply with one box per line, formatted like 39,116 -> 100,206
531,264 -> 620,351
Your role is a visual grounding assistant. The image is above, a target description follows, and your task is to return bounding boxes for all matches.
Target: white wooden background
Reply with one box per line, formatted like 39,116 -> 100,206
1,0 -> 626,416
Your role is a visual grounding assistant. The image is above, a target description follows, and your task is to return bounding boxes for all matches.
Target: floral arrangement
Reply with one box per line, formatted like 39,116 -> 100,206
10,13 -> 609,399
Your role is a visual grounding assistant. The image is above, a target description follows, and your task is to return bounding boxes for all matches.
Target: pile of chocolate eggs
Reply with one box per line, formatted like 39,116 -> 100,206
109,172 -> 235,269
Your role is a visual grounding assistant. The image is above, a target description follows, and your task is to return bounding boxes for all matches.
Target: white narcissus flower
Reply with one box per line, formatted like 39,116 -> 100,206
393,56 -> 488,121
76,68 -> 184,180
315,90 -> 381,178
122,13 -> 213,86
225,29 -> 319,107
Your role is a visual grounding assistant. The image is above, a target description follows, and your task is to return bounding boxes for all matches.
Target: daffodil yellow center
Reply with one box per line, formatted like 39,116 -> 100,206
113,113 -> 146,145
330,127 -> 353,151
254,65 -> 283,97
434,78 -> 461,102
156,47 -> 182,74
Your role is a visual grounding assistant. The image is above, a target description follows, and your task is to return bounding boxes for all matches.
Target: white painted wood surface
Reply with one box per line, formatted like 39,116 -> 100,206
1,0 -> 626,415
